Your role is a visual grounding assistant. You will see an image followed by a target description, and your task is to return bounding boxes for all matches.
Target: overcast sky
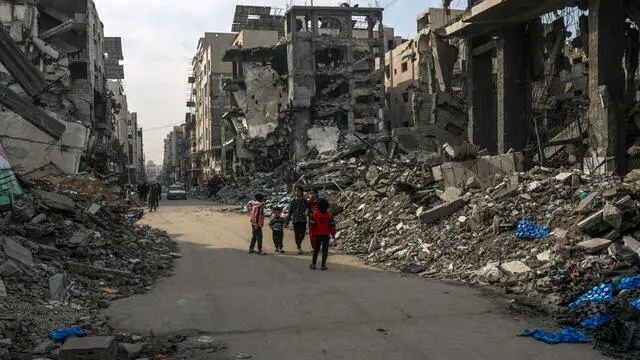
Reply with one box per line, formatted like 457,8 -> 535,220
97,0 -> 461,164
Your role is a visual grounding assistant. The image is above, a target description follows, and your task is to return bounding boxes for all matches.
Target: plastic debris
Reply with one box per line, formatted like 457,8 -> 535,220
630,299 -> 640,311
516,220 -> 549,239
520,327 -> 589,344
48,326 -> 87,341
568,283 -> 613,308
615,275 -> 640,291
580,313 -> 610,329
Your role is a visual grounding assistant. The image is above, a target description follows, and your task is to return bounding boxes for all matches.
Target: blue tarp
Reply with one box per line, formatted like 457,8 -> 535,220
579,313 -> 610,329
520,327 -> 589,344
568,283 -> 613,308
48,326 -> 87,341
630,299 -> 640,311
516,220 -> 549,239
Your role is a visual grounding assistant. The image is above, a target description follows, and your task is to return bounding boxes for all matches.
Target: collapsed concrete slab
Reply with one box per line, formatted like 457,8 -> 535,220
0,22 -> 47,97
0,83 -> 66,140
419,197 -> 468,225
432,152 -> 524,189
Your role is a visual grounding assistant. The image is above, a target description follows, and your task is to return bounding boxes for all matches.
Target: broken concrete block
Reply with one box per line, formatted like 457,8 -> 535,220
478,262 -> 503,282
536,250 -> 551,262
30,213 -> 47,224
602,188 -> 618,199
34,339 -> 56,355
59,336 -> 117,360
551,228 -> 568,239
578,238 -> 612,254
68,262 -> 133,279
578,196 -> 632,235
623,236 -> 640,256
32,189 -> 76,212
2,237 -> 34,268
438,187 -> 463,202
0,279 -> 6,297
118,342 -> 145,359
420,198 -> 468,225
68,229 -> 90,247
603,203 -> 622,230
0,338 -> 11,347
501,261 -> 531,275
554,172 -> 573,183
87,203 -> 101,215
0,260 -> 23,278
465,176 -> 480,189
624,169 -> 640,183
574,192 -> 599,214
49,273 -> 67,301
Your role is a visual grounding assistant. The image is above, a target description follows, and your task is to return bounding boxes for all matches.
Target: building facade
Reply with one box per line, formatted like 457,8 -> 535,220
163,126 -> 185,184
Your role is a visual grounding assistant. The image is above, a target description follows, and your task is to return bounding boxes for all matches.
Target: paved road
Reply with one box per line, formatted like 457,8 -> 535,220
107,199 -> 604,360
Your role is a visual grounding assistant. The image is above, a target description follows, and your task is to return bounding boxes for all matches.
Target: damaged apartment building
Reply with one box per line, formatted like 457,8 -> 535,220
221,4 -> 387,175
0,0 -> 121,179
429,0 -> 640,175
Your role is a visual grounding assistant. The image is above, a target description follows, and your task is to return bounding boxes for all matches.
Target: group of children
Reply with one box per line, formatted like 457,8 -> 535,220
248,186 -> 336,271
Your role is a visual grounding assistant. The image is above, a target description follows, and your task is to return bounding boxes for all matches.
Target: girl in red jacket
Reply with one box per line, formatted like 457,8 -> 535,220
309,199 -> 336,271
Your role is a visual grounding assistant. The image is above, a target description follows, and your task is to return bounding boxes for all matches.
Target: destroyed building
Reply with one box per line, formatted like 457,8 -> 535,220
434,0 -> 640,175
221,4 -> 387,174
0,0 -> 142,181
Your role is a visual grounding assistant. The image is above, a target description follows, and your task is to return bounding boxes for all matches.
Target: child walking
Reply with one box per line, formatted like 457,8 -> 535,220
309,198 -> 336,271
249,194 -> 266,255
286,186 -> 309,254
269,207 -> 286,253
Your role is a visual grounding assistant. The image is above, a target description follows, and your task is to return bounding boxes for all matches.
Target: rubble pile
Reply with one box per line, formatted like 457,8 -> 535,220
330,162 -> 640,356
0,176 -> 178,357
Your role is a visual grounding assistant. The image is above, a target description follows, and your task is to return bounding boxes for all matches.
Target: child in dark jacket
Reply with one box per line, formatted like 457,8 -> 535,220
269,207 -> 286,253
286,186 -> 309,254
309,198 -> 336,271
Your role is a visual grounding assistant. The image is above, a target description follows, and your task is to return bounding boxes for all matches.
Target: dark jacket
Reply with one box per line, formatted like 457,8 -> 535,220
269,217 -> 286,232
286,198 -> 309,225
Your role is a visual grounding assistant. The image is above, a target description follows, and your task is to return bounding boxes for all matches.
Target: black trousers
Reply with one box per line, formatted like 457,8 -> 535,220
312,235 -> 330,267
293,222 -> 306,249
272,230 -> 284,249
250,227 -> 263,251
148,194 -> 158,211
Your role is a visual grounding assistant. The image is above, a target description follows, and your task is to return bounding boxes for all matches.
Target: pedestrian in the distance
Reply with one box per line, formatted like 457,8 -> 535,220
269,207 -> 286,253
309,198 -> 336,271
307,188 -> 320,250
148,184 -> 158,212
286,186 -> 309,254
249,194 -> 266,255
155,182 -> 162,208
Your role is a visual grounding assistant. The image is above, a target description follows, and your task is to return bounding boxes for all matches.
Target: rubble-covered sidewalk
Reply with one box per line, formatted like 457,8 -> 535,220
0,170 -> 179,358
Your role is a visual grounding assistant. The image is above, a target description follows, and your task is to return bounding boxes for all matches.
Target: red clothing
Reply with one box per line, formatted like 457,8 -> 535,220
250,202 -> 264,228
309,211 -> 336,237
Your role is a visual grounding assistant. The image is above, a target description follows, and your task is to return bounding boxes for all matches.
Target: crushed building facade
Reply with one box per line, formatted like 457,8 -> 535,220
221,4 -> 387,175
0,0 -> 142,182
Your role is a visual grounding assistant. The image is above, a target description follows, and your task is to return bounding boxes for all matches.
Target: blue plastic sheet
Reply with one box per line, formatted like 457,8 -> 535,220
516,220 -> 549,239
520,327 -> 589,344
580,313 -> 610,329
630,299 -> 640,311
48,326 -> 87,341
615,275 -> 640,291
568,283 -> 613,308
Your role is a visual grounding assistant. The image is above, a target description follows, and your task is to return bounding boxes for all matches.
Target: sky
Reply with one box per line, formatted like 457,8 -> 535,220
97,0 -> 464,164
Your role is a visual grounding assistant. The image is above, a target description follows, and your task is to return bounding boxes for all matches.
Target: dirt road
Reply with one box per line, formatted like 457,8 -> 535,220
106,199 -> 604,360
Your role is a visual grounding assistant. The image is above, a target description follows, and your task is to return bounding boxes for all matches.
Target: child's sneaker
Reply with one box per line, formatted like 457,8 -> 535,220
257,250 -> 266,255
309,264 -> 316,270
298,248 -> 303,255
321,266 -> 328,271
249,249 -> 255,254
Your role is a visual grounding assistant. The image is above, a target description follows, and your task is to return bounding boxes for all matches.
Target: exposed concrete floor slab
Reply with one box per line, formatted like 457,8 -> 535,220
106,199 -> 605,360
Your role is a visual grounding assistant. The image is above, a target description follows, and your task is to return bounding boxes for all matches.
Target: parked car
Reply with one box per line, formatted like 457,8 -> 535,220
167,184 -> 187,200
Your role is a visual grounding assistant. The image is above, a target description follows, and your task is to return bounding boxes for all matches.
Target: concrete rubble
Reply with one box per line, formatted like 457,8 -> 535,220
0,172 -> 178,358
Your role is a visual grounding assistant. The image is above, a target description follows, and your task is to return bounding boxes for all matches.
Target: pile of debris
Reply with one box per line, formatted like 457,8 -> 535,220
0,175 -> 178,357
331,156 -> 640,356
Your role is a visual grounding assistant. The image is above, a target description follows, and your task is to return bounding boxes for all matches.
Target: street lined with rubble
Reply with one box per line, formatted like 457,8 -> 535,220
107,199 -> 605,360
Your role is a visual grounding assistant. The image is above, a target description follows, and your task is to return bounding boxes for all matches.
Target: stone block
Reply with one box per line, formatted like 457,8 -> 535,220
59,336 -> 117,360
2,237 -> 34,268
419,198 -> 468,225
33,339 -> 56,355
437,187 -> 463,202
574,192 -> 599,214
32,189 -> 76,212
118,342 -> 145,359
578,238 -> 612,254
0,260 -> 22,278
501,261 -> 531,275
554,172 -> 573,182
623,236 -> 640,256
49,273 -> 67,301
68,228 -> 90,247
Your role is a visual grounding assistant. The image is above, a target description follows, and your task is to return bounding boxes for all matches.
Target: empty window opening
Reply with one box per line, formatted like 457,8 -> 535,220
401,62 -> 408,72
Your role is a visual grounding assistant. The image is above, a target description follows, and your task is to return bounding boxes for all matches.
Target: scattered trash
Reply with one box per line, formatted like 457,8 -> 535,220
376,328 -> 390,335
48,326 -> 87,341
516,220 -> 549,239
520,327 -> 589,344
235,352 -> 253,359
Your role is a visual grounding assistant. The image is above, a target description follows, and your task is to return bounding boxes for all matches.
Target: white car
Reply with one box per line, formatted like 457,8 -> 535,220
167,184 -> 187,200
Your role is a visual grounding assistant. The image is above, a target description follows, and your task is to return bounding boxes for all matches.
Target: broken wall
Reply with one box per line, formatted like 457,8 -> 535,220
242,63 -> 286,138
